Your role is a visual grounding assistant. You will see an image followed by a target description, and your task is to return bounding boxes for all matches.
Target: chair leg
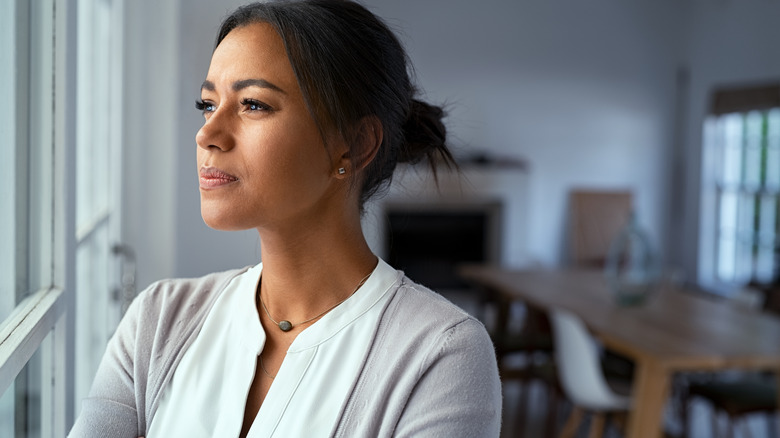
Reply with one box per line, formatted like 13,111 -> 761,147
739,417 -> 754,438
515,379 -> 529,436
588,413 -> 605,438
681,392 -> 691,438
767,412 -> 778,438
711,408 -> 720,438
559,406 -> 583,438
611,412 -> 627,435
544,385 -> 559,438
725,413 -> 734,438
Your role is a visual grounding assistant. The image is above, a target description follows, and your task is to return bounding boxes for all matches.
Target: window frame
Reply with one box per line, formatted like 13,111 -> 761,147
0,0 -> 78,434
700,82 -> 780,292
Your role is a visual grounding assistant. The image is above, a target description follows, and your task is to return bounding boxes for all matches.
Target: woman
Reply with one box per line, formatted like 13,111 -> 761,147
70,1 -> 501,436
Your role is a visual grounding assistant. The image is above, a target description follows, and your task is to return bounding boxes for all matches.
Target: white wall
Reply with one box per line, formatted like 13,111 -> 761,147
122,0 -> 180,290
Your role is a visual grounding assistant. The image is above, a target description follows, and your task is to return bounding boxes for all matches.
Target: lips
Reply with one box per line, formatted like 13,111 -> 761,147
199,166 -> 239,189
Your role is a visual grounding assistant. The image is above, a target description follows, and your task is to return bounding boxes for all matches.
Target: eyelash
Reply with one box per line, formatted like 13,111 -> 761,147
194,99 -> 272,114
195,100 -> 215,113
240,98 -> 272,112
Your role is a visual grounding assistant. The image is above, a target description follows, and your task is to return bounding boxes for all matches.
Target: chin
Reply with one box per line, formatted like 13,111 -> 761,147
199,195 -> 251,230
200,208 -> 250,232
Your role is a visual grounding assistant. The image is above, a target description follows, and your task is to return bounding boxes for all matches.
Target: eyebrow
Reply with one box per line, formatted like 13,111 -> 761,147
200,79 -> 286,94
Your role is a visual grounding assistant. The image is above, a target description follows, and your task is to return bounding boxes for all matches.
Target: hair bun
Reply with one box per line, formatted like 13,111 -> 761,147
399,99 -> 450,165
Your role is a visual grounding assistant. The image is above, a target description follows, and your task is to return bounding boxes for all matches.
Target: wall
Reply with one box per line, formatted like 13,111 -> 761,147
122,0 -> 180,290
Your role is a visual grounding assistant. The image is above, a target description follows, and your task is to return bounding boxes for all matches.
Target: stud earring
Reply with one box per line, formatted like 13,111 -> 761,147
338,168 -> 346,175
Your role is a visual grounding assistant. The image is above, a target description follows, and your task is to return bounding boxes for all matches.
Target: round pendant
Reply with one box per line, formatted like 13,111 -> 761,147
279,320 -> 293,332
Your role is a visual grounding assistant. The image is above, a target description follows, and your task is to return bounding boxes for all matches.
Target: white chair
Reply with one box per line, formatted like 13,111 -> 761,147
549,309 -> 632,437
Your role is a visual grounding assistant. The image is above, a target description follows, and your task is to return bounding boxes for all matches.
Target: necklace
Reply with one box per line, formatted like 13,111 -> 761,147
258,271 -> 372,332
259,355 -> 275,380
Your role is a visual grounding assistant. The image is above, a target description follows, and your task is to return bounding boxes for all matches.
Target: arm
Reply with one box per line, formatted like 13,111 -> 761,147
68,291 -> 148,438
68,269 -> 242,437
394,319 -> 502,438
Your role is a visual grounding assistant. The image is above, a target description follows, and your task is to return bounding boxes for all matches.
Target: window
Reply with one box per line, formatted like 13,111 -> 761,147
1,0 -> 129,433
703,83 -> 780,286
0,0 -> 73,436
74,0 -> 126,409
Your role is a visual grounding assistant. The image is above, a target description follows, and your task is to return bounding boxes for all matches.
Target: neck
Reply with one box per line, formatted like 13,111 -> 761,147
255,210 -> 378,327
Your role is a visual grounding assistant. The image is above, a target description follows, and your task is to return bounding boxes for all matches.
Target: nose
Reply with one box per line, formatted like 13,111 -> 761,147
196,108 -> 235,152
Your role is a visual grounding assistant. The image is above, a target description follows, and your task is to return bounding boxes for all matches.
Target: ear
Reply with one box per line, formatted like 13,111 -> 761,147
334,116 -> 383,178
355,116 -> 383,172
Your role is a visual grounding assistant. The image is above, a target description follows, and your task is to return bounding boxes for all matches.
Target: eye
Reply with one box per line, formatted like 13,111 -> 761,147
195,99 -> 216,114
241,98 -> 273,112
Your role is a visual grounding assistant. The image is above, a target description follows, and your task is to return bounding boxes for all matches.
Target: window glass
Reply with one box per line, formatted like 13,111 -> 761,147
0,0 -> 30,323
73,0 -> 126,408
0,0 -> 67,434
0,0 -> 55,313
0,332 -> 53,438
711,108 -> 780,283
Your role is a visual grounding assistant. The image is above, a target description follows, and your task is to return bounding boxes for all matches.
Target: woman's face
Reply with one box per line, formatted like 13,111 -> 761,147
196,23 -> 345,231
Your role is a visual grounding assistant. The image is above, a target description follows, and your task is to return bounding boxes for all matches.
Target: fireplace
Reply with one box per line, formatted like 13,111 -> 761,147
383,200 -> 503,292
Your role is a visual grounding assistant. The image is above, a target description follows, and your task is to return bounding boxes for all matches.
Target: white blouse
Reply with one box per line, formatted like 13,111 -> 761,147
147,259 -> 399,437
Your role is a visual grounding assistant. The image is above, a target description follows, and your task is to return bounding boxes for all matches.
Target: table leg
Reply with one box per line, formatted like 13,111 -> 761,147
776,370 -> 780,436
626,359 -> 669,438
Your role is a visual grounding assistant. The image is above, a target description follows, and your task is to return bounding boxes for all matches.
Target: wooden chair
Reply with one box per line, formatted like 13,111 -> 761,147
682,281 -> 780,437
472,282 -> 558,437
568,190 -> 633,268
567,188 -> 638,389
683,374 -> 776,437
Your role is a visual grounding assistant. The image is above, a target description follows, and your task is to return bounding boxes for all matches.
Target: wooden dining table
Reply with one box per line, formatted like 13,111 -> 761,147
459,265 -> 780,438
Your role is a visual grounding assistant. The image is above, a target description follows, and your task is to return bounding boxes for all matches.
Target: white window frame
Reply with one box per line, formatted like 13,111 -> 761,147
1,0 -> 175,433
0,0 -> 77,435
699,83 -> 780,294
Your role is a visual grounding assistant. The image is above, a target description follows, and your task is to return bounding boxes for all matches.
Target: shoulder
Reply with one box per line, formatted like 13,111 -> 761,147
390,277 -> 502,436
119,267 -> 252,429
121,267 -> 252,344
116,265 -> 252,365
374,273 -> 498,378
135,267 -> 250,314
335,274 -> 501,437
122,267 -> 252,373
383,275 -> 488,343
71,267 -> 253,436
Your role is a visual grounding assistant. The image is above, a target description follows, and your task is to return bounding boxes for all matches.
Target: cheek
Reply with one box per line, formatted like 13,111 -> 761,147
255,124 -> 331,183
257,149 -> 327,198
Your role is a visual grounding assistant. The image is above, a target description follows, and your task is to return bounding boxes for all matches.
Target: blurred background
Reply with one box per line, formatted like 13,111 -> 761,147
1,0 -> 779,436
117,1 -> 780,436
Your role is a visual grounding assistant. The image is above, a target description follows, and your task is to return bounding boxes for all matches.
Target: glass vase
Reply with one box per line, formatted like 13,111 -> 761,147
604,212 -> 659,306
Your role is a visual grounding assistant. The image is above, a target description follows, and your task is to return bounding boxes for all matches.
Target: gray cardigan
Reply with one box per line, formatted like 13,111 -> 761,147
69,267 -> 502,437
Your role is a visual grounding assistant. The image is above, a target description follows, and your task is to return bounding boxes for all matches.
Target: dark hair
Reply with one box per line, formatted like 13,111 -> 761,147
216,0 -> 455,209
